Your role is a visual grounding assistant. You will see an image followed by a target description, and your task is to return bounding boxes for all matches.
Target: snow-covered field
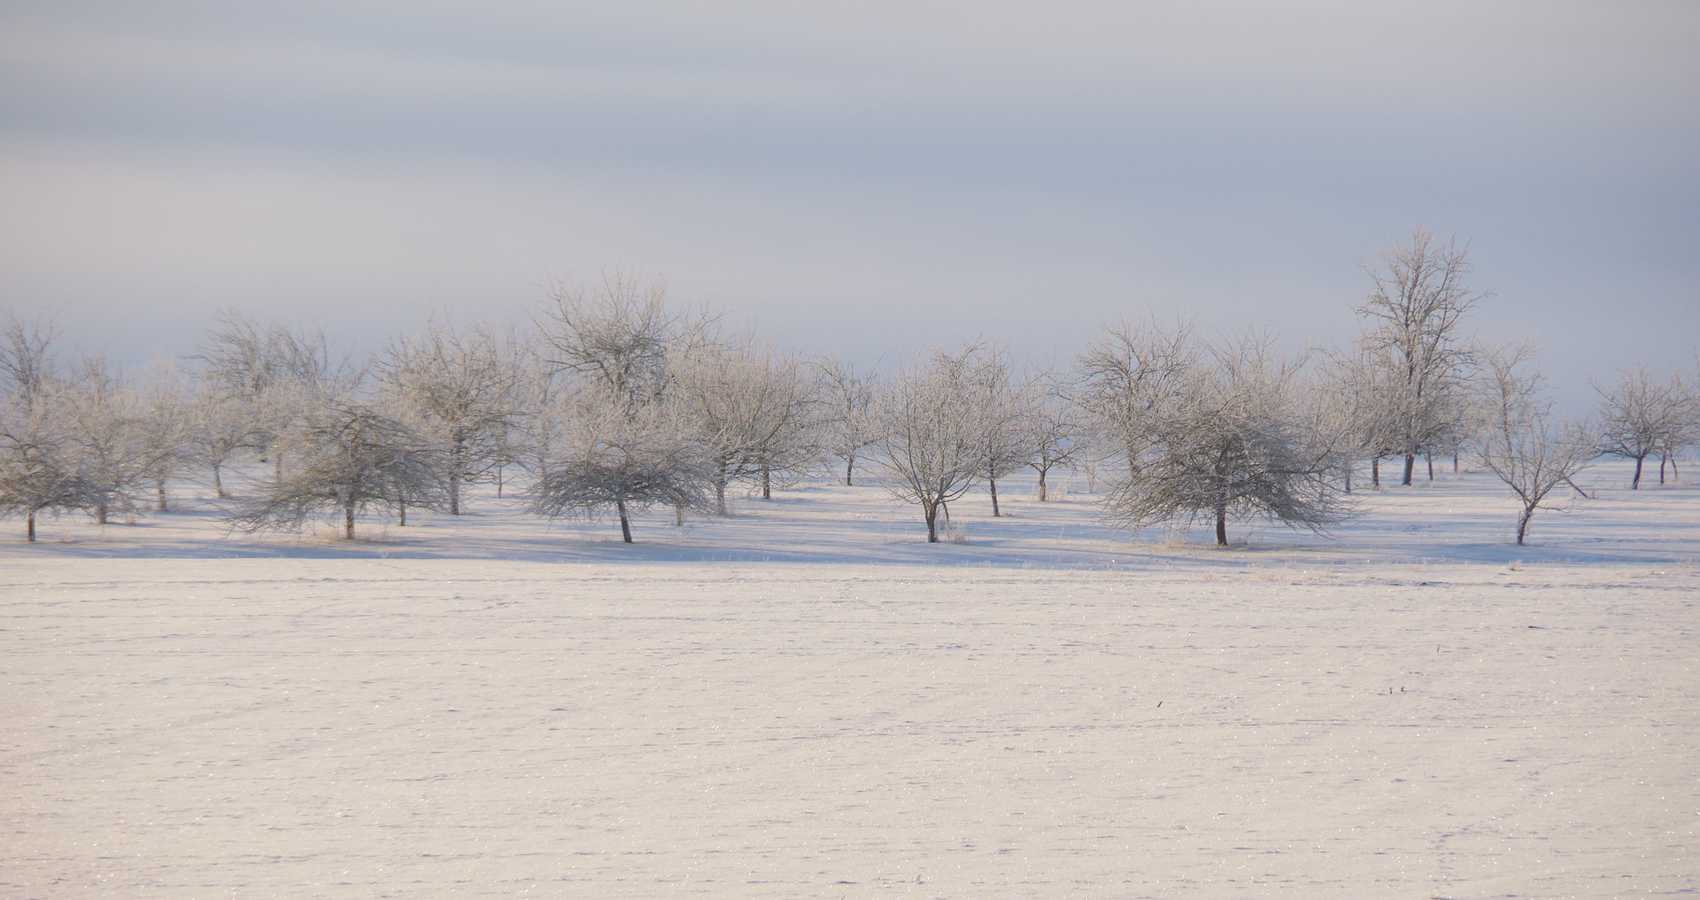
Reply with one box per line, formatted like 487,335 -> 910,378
3,463 -> 1697,897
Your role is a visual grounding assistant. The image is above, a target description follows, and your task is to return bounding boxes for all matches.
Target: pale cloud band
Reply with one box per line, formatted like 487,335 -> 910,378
1,1 -> 1696,408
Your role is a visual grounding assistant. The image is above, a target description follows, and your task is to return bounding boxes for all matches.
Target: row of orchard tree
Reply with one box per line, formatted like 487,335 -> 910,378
3,230 -> 1697,546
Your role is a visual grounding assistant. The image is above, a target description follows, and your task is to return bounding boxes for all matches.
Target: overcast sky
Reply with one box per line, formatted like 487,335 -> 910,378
2,1 -> 1696,406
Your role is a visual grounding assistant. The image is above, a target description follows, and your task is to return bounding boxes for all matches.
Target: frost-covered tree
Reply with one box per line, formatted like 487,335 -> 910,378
813,357 -> 880,486
1595,368 -> 1688,489
1475,345 -> 1596,544
969,345 -> 1031,517
540,273 -> 711,405
1354,229 -> 1484,486
369,384 -> 450,527
510,340 -> 573,484
0,316 -> 95,540
530,385 -> 709,543
0,326 -> 99,542
677,343 -> 816,513
1069,430 -> 1111,495
876,346 -> 987,542
0,394 -> 97,542
1653,373 -> 1698,486
136,364 -> 192,511
377,321 -> 516,515
539,274 -> 715,526
1322,345 -> 1402,491
1103,336 -> 1347,546
228,402 -> 443,540
1024,379 -> 1080,502
61,359 -> 156,525
196,309 -> 354,482
1077,319 -> 1195,481
1,314 -> 56,409
185,380 -> 264,499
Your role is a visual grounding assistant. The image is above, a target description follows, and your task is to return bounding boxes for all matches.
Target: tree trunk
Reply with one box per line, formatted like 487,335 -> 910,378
1452,451 -> 1459,474
715,460 -> 729,516
924,503 -> 938,543
674,501 -> 684,527
616,499 -> 632,543
449,470 -> 461,516
761,464 -> 771,500
989,470 -> 1001,517
1372,457 -> 1380,488
1344,464 -> 1352,494
496,464 -> 504,498
1632,454 -> 1645,489
212,462 -> 226,499
156,479 -> 168,512
1425,451 -> 1434,482
1516,507 -> 1532,545
1401,452 -> 1415,486
845,456 -> 854,487
1659,452 -> 1667,485
398,496 -> 407,527
344,502 -> 355,540
26,509 -> 35,543
1215,505 -> 1228,546
96,501 -> 108,525
1037,469 -> 1048,502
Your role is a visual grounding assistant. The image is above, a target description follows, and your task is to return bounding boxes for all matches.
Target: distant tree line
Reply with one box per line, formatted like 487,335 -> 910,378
3,231 -> 1697,546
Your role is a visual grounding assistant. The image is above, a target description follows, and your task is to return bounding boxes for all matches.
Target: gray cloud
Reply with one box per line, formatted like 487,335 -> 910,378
2,1 -> 1697,409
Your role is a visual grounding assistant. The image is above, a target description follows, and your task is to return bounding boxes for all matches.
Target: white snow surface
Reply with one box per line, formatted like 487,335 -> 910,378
3,462 -> 1698,897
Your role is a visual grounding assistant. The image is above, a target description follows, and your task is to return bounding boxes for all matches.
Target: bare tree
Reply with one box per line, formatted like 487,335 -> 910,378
228,402 -> 444,540
813,357 -> 880,486
1077,319 -> 1194,482
538,274 -> 717,526
1654,372 -> 1698,485
1475,345 -> 1596,544
185,379 -> 265,499
61,359 -> 156,525
1025,379 -> 1080,501
1,313 -> 57,409
530,385 -> 709,543
1322,345 -> 1402,491
1070,431 -> 1110,495
1355,229 -> 1484,486
1595,368 -> 1687,489
0,382 -> 97,542
196,309 -> 355,481
876,346 -> 987,542
970,345 -> 1031,517
540,273 -> 711,404
510,339 -> 573,485
1102,336 -> 1348,546
377,321 -> 516,515
677,343 -> 816,514
136,364 -> 192,511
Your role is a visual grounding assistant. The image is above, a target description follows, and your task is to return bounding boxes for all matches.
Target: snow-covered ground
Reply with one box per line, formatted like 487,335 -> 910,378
3,462 -> 1697,896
